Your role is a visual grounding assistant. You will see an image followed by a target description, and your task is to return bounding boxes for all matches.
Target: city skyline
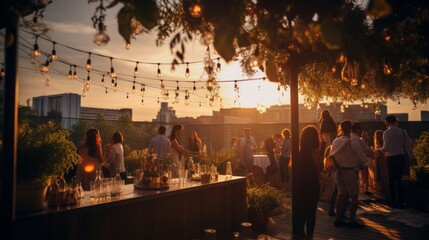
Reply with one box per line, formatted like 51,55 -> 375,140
2,0 -> 428,121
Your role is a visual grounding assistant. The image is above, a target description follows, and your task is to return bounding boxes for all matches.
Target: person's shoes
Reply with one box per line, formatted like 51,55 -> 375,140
334,220 -> 348,227
348,221 -> 365,229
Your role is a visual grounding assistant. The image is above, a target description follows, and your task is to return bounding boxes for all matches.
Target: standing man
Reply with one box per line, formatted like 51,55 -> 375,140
378,116 -> 412,208
239,128 -> 257,170
149,126 -> 170,161
330,121 -> 368,228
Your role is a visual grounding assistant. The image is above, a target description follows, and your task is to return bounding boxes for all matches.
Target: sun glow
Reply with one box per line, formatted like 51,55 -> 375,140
84,164 -> 95,173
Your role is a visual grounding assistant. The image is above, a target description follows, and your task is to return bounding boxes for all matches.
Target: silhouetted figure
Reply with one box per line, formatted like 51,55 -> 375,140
294,125 -> 320,239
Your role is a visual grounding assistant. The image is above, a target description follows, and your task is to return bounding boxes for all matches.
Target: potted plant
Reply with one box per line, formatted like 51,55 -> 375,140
409,131 -> 429,211
16,121 -> 81,212
246,184 -> 286,231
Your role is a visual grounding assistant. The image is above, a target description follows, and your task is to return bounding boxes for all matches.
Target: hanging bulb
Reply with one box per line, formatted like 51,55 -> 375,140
105,88 -> 108,95
101,75 -> 105,85
141,97 -> 144,105
111,77 -> 115,86
157,97 -> 160,104
397,98 -> 401,106
160,80 -> 166,95
364,103 -> 369,108
114,81 -> 118,92
340,105 -> 345,113
125,42 -> 131,50
33,41 -> 40,57
234,81 -> 239,92
338,53 -> 346,63
331,66 -> 337,73
141,84 -> 145,95
50,42 -> 57,62
109,58 -> 116,78
72,65 -> 78,79
126,93 -> 129,99
134,62 -> 139,75
350,78 -> 358,86
199,102 -> 202,107
176,81 -> 180,91
45,74 -> 51,86
157,63 -> 162,78
206,78 -> 214,92
383,64 -> 392,75
185,62 -> 190,78
216,58 -> 221,72
40,58 -> 50,73
164,90 -> 169,100
189,0 -> 203,18
93,30 -> 110,46
132,76 -> 136,93
193,81 -> 196,93
277,84 -> 281,92
360,82 -> 366,89
86,53 -> 92,70
68,65 -> 73,79
249,55 -> 259,68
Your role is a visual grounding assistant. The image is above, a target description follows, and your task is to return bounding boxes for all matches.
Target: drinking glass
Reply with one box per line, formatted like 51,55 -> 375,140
225,161 -> 233,179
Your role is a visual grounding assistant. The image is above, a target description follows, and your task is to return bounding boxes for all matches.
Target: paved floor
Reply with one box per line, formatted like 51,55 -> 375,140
256,193 -> 429,240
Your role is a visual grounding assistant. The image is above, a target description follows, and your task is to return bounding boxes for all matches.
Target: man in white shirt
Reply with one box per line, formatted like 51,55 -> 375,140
149,126 -> 170,161
239,128 -> 257,168
330,121 -> 368,228
378,116 -> 412,208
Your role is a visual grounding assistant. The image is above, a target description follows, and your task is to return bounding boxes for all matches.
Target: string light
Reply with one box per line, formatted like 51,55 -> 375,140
234,80 -> 239,92
101,75 -> 105,85
189,0 -> 203,18
86,52 -> 92,70
32,36 -> 40,57
383,64 -> 392,75
132,76 -> 136,93
125,43 -> 131,50
216,58 -> 221,72
73,65 -> 77,79
199,101 -> 202,107
157,63 -> 162,78
113,77 -> 118,91
185,62 -> 190,78
160,80 -> 166,95
140,83 -> 145,95
141,97 -> 144,105
157,97 -> 160,104
105,87 -> 108,95
109,57 -> 116,78
176,81 -> 180,91
193,81 -> 196,93
68,65 -> 73,79
40,57 -> 50,73
45,73 -> 51,86
134,62 -> 139,75
398,97 -> 401,106
50,42 -> 57,62
111,76 -> 115,86
126,93 -> 129,99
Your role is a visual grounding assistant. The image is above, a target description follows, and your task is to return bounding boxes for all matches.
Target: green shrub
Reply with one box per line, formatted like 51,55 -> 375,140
247,184 -> 285,216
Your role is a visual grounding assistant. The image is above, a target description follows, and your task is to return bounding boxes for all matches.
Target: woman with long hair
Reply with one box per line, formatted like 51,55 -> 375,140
187,131 -> 203,163
170,125 -> 197,178
373,130 -> 388,196
76,128 -> 105,190
106,131 -> 126,180
294,125 -> 320,239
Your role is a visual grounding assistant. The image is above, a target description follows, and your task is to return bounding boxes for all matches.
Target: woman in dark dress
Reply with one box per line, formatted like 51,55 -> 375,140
294,125 -> 320,239
264,137 -> 279,176
319,110 -> 337,148
187,131 -> 202,163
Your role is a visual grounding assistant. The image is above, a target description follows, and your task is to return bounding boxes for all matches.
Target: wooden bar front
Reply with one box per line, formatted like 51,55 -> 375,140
15,176 -> 247,240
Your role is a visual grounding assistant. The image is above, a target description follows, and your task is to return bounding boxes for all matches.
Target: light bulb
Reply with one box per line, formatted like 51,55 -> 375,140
86,58 -> 91,70
50,49 -> 57,62
134,62 -> 139,75
157,64 -> 162,78
189,1 -> 203,18
249,55 -> 259,68
101,75 -> 105,85
33,44 -> 40,57
332,66 -> 336,73
338,53 -> 346,63
360,83 -> 366,89
45,74 -> 51,86
125,42 -> 131,50
185,63 -> 190,78
93,31 -> 110,46
109,67 -> 116,78
350,78 -> 358,86
383,64 -> 392,75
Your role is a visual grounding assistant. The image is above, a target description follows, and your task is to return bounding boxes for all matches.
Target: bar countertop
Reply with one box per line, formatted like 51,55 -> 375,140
16,175 -> 246,219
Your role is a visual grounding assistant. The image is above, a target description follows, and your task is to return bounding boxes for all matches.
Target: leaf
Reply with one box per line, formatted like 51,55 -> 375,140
320,16 -> 342,50
265,54 -> 279,83
118,7 -> 133,44
133,0 -> 159,31
213,24 -> 236,62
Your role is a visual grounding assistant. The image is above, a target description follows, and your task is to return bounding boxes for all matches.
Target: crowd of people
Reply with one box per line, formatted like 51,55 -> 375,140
73,111 -> 413,239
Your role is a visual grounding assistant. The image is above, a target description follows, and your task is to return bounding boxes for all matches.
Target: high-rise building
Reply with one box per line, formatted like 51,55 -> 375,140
421,111 -> 429,121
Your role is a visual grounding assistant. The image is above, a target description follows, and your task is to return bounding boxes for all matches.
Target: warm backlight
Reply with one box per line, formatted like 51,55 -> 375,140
84,164 -> 95,173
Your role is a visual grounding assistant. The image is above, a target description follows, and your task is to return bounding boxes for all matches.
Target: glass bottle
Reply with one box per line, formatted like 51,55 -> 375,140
225,161 -> 233,179
93,170 -> 102,197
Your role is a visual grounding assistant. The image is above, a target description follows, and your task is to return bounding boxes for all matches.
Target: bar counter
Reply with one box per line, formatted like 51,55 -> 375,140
15,176 -> 247,240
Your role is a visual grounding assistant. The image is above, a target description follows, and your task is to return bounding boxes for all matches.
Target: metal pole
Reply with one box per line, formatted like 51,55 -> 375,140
1,10 -> 18,234
289,64 -> 300,236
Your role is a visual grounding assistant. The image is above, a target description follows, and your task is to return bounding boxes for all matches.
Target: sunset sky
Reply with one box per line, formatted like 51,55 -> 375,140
3,0 -> 428,121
